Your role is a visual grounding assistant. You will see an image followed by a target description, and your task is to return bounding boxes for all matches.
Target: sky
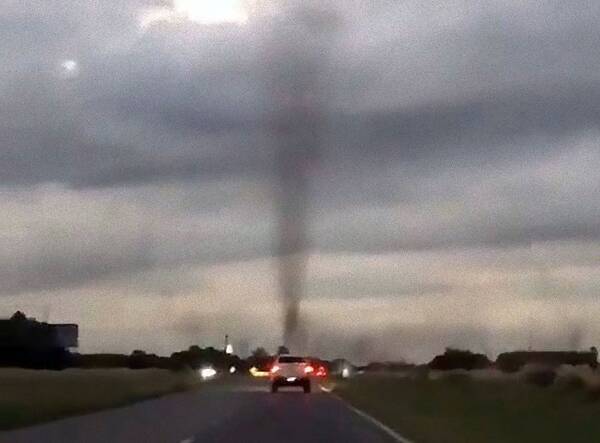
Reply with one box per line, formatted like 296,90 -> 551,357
1,0 -> 600,363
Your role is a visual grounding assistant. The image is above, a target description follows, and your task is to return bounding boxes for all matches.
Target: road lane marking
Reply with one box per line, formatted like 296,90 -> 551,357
320,386 -> 414,443
179,438 -> 194,443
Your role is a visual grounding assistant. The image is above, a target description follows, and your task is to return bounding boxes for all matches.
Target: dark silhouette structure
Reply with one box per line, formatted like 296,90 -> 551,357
247,347 -> 273,371
428,348 -> 491,370
496,350 -> 598,372
0,311 -> 78,369
277,345 -> 290,355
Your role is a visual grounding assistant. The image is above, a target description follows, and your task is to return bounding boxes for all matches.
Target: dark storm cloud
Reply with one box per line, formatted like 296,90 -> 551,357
337,84 -> 600,163
1,0 -> 600,303
1,0 -> 598,190
1,2 -> 600,185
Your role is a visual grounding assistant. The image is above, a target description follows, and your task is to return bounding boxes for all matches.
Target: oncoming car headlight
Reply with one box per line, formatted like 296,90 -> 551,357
200,367 -> 217,380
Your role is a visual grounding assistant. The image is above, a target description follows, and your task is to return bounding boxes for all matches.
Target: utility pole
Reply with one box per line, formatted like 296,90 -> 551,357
225,334 -> 233,355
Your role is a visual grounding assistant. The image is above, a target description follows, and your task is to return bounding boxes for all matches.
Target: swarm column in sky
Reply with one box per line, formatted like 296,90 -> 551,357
269,3 -> 332,353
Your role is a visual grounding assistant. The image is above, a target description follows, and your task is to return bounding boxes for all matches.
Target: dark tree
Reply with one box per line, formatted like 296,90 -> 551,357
251,347 -> 270,360
10,311 -> 27,322
428,348 -> 491,371
247,347 -> 272,371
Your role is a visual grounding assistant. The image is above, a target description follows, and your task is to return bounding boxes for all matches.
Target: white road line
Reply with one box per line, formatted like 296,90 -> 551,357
319,386 -> 414,443
179,438 -> 194,443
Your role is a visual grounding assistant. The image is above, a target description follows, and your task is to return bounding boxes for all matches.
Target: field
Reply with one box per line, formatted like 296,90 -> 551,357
335,370 -> 600,443
0,368 -> 201,430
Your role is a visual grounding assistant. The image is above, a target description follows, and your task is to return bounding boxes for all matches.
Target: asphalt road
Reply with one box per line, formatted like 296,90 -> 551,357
0,379 -> 399,443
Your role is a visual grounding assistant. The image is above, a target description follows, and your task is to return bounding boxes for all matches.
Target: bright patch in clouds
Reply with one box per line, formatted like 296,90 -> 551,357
174,0 -> 248,24
140,0 -> 248,28
59,59 -> 79,78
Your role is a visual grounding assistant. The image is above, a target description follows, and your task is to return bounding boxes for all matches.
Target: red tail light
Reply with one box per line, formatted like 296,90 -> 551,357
316,366 -> 327,377
271,365 -> 280,373
304,365 -> 314,374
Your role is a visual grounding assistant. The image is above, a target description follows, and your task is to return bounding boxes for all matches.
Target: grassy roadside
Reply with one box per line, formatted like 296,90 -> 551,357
0,368 -> 201,430
335,374 -> 600,443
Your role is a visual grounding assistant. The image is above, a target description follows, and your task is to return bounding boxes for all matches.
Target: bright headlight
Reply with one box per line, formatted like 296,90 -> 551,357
200,367 -> 217,380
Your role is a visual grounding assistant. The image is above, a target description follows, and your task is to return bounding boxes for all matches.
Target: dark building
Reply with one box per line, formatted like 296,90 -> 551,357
0,311 -> 78,369
496,350 -> 598,372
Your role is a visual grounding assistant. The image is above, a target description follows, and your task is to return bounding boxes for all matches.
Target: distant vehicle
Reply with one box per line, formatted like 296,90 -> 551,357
270,355 -> 313,393
199,366 -> 217,380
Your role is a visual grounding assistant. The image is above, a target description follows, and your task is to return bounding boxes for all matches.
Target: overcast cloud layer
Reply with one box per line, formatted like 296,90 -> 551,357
1,0 -> 600,362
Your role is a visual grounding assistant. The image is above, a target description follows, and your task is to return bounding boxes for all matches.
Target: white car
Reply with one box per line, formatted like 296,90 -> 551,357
270,355 -> 314,393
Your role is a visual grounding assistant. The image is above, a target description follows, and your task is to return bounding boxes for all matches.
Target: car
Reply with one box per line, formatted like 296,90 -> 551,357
270,355 -> 314,393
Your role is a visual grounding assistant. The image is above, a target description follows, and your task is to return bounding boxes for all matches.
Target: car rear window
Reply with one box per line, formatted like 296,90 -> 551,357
279,356 -> 305,363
